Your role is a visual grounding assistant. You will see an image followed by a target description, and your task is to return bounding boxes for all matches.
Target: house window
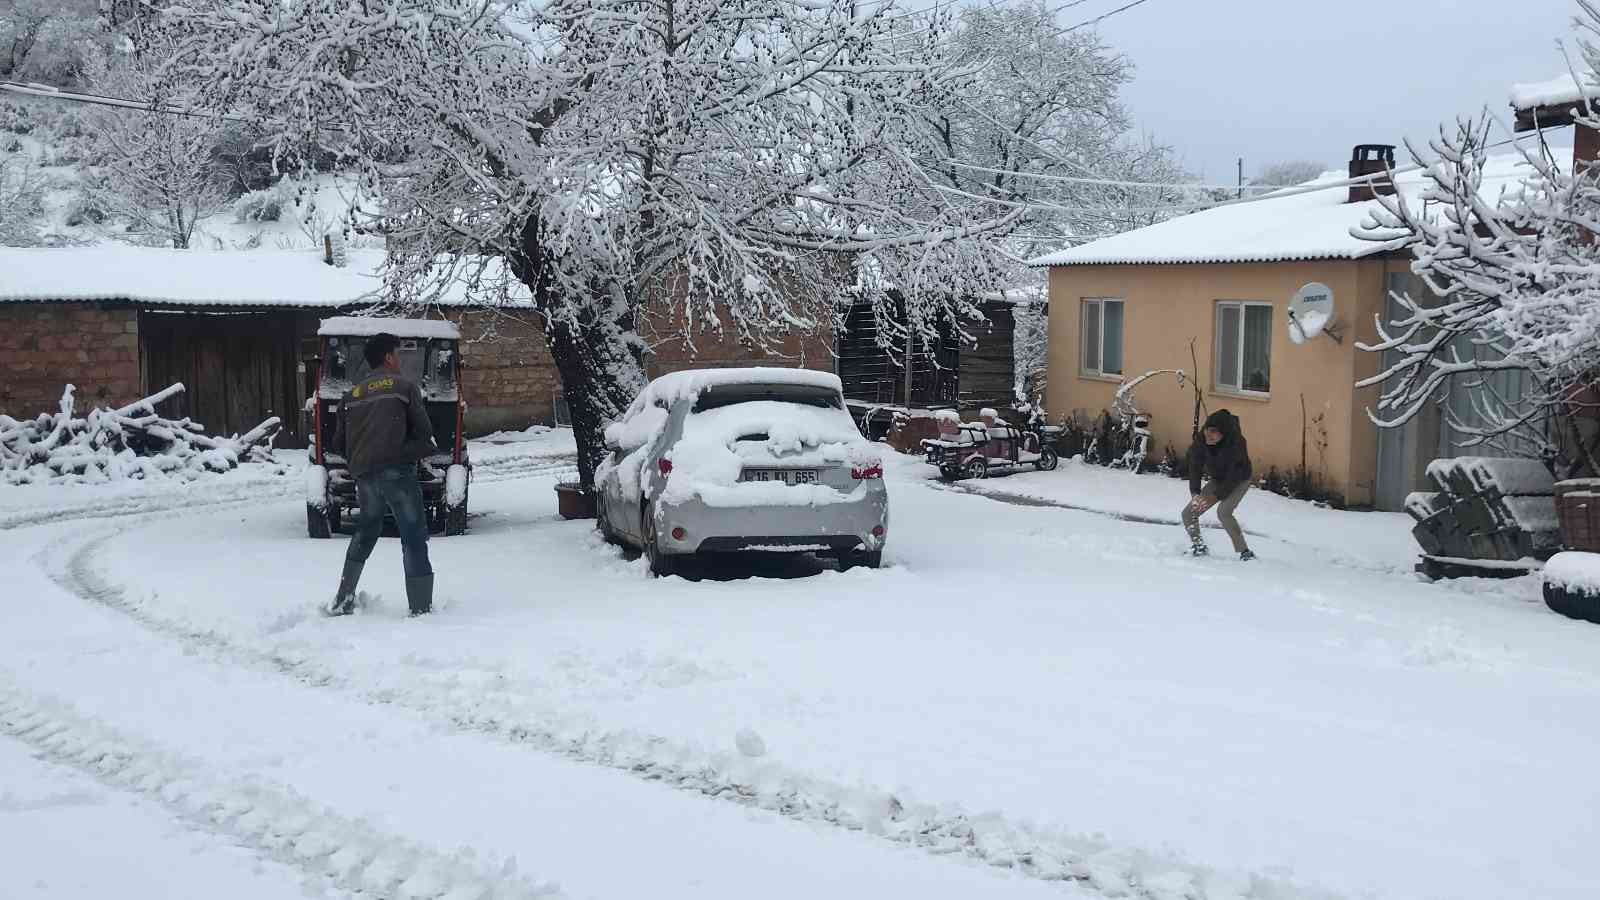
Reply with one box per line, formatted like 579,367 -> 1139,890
1081,298 -> 1124,377
1215,301 -> 1272,394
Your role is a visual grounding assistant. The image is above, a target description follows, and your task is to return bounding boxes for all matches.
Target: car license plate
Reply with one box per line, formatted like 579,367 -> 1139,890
742,468 -> 820,485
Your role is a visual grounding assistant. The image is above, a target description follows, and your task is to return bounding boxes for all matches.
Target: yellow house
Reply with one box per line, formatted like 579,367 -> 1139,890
1030,146 -> 1534,510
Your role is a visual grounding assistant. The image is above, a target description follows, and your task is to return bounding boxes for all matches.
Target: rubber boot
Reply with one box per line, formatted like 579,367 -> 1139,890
406,574 -> 434,617
327,558 -> 365,616
1190,542 -> 1209,558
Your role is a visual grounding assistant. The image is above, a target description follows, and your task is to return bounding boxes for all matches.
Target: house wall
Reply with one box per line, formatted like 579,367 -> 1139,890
0,303 -> 142,416
1045,260 -> 1388,506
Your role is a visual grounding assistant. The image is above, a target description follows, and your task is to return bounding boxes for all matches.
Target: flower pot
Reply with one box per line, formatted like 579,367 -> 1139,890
555,481 -> 596,520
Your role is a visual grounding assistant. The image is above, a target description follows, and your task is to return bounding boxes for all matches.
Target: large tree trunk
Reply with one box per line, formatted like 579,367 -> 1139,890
511,219 -> 645,489
544,308 -> 644,488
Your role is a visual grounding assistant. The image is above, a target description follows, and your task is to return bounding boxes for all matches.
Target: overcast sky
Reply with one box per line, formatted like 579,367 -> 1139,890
1070,0 -> 1575,182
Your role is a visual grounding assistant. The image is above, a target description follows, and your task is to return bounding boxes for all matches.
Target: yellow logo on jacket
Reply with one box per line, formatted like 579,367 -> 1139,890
353,377 -> 395,400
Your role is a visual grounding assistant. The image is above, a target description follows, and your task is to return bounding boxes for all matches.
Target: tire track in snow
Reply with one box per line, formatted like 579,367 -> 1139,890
0,452 -> 575,531
0,673 -> 561,900
924,479 -> 1413,578
47,526 -> 1343,900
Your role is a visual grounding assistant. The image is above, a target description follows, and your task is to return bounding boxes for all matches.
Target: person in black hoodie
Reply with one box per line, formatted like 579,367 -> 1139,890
1183,409 -> 1255,560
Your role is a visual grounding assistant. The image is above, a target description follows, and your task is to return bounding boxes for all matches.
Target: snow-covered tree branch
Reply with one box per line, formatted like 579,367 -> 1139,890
1353,42 -> 1600,472
926,2 -> 1197,266
153,0 -> 1024,486
79,36 -> 230,250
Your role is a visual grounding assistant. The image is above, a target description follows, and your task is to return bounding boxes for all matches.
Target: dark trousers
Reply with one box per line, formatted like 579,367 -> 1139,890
347,464 -> 433,578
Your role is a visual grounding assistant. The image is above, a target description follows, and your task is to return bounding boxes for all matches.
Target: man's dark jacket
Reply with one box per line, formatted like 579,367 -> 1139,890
1188,409 -> 1252,498
332,369 -> 436,477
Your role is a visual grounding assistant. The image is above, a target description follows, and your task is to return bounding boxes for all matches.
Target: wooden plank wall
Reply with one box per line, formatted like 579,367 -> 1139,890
959,301 -> 1016,411
836,298 -> 960,407
138,310 -> 314,448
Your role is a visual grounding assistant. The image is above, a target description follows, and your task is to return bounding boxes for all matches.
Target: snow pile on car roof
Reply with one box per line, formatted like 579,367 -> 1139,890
661,400 -> 876,508
317,316 -> 462,340
641,367 -> 842,406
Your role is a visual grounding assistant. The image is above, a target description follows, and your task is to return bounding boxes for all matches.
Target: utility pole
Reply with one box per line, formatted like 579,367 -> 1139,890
1236,157 -> 1243,199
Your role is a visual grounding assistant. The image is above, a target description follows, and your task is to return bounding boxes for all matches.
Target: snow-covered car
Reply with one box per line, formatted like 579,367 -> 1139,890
595,368 -> 888,576
303,317 -> 471,538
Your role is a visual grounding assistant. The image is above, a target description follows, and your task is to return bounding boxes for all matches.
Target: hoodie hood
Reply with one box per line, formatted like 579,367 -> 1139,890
1203,409 -> 1241,442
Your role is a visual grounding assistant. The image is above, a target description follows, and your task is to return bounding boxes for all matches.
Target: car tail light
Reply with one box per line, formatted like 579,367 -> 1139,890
670,526 -> 686,541
658,458 -> 673,475
852,463 -> 883,480
872,525 -> 885,538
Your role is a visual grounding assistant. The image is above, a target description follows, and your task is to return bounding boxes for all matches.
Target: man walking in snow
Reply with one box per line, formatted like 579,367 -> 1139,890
327,333 -> 438,617
1182,409 -> 1255,560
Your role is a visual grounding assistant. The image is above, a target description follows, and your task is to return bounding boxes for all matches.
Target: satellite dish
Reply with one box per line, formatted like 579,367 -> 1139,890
1288,282 -> 1339,345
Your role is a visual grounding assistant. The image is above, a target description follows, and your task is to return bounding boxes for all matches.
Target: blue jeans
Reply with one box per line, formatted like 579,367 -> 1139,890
346,464 -> 433,578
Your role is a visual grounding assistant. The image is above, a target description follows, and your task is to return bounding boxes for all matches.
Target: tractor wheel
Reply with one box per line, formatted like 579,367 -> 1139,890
307,503 -> 334,539
444,499 -> 468,536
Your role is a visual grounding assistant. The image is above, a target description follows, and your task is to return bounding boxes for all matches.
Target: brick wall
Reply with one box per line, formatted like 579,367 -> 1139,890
0,303 -> 142,417
641,311 -> 834,379
445,309 -> 561,434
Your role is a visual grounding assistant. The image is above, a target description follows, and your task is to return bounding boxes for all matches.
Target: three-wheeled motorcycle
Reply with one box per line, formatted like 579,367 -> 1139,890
920,411 -> 1059,480
303,317 -> 471,538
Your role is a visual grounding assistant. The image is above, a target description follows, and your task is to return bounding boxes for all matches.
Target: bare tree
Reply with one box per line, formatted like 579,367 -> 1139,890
926,2 -> 1199,265
78,42 -> 228,249
1251,159 -> 1326,188
0,149 -> 47,245
155,0 -> 1024,487
1,0 -> 99,85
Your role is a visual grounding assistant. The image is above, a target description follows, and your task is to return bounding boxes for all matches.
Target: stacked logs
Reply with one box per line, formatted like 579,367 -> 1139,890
1,383 -> 280,485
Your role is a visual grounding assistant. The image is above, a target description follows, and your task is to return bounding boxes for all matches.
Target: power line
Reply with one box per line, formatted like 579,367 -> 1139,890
0,80 -> 251,124
942,159 -> 1281,192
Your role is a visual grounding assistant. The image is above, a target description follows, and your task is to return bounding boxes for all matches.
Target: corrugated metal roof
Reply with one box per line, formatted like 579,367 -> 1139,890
0,245 -> 531,308
1028,151 -> 1537,269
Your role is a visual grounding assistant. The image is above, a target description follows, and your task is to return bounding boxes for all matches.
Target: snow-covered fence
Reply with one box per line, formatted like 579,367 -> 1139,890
1406,458 -> 1559,564
2,384 -> 280,486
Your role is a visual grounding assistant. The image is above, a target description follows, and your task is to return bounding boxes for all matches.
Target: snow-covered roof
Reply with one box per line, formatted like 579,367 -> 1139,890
1027,151 -> 1539,268
1510,71 -> 1598,112
0,245 -> 529,309
317,316 -> 462,340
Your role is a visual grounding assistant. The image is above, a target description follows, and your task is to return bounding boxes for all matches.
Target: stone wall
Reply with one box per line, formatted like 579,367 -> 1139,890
0,303 -> 142,417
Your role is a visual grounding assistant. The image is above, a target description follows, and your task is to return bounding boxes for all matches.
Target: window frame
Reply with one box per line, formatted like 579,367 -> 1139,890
1079,297 -> 1125,379
1214,300 -> 1274,397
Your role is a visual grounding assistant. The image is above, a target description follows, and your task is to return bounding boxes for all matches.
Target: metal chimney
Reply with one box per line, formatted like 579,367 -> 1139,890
1348,144 -> 1397,203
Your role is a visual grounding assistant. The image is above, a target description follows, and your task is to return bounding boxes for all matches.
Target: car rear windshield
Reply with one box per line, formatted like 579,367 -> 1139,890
691,384 -> 843,413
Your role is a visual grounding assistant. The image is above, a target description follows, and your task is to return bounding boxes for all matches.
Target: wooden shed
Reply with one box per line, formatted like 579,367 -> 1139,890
0,245 -> 559,447
836,297 -> 1019,414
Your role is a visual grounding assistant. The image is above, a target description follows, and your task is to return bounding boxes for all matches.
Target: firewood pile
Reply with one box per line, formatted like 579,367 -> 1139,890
1,383 -> 281,486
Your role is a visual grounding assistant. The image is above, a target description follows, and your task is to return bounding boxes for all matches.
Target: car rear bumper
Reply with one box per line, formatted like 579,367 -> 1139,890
655,483 -> 888,556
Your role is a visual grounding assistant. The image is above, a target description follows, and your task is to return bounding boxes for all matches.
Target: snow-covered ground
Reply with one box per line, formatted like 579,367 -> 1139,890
3,435 -> 1596,900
